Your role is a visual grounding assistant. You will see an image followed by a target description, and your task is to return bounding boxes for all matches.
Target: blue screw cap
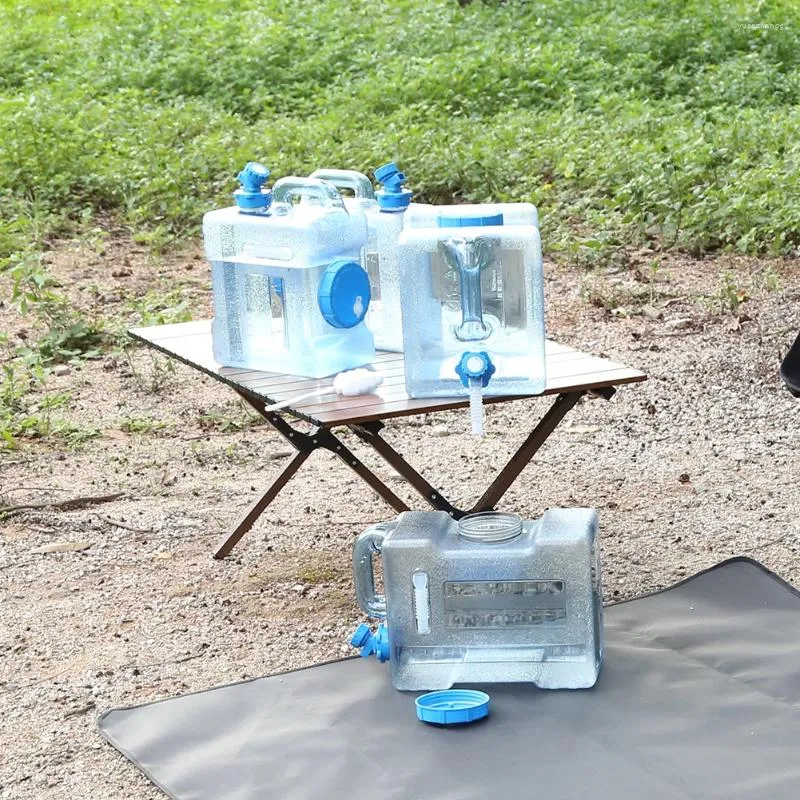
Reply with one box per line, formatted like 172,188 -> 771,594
234,161 -> 272,212
318,260 -> 371,329
438,212 -> 504,228
415,690 -> 491,726
455,351 -> 496,388
350,623 -> 372,650
375,161 -> 412,212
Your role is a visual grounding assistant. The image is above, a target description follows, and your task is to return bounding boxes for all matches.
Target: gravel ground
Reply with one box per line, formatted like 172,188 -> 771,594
0,243 -> 798,798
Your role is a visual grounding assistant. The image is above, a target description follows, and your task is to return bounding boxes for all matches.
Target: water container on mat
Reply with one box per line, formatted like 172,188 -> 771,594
203,164 -> 373,378
310,163 -> 417,352
397,204 -> 546,432
351,508 -> 603,691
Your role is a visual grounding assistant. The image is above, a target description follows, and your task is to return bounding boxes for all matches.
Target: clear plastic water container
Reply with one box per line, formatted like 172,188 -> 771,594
203,163 -> 374,378
310,163 -> 418,352
353,508 -> 603,691
397,203 -> 546,408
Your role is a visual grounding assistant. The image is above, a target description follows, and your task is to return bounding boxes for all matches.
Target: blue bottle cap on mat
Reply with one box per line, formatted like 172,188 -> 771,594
318,260 -> 371,328
415,690 -> 490,726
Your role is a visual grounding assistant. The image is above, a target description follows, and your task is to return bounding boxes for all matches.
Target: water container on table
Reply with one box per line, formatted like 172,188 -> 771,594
310,163 -> 415,352
352,508 -> 603,691
203,163 -> 374,378
396,203 -> 546,433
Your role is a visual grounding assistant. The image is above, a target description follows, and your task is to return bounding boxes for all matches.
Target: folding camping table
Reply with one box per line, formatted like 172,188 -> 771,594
130,320 -> 646,559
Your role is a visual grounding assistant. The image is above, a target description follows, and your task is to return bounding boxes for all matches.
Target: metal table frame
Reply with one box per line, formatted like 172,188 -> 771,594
129,321 -> 646,559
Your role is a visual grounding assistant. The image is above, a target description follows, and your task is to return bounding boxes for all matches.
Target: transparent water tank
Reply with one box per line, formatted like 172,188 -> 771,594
353,509 -> 603,691
311,163 -> 422,352
397,203 -> 546,398
203,164 -> 374,378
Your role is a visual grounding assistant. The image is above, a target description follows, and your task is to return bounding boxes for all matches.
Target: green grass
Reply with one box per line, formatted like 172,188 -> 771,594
119,416 -> 166,435
0,361 -> 100,449
1,0 -> 799,263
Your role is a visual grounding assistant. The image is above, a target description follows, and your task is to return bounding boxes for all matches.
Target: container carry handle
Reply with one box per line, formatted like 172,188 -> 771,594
309,169 -> 375,200
352,520 -> 396,618
272,176 -> 346,210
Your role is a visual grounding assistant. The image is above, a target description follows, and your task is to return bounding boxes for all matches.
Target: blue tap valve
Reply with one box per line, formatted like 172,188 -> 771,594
234,161 -> 273,212
375,161 -> 412,212
455,351 -> 496,388
238,162 -> 270,191
374,623 -> 390,662
350,622 -> 390,662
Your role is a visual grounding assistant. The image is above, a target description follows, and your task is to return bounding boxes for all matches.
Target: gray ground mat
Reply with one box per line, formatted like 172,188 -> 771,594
98,557 -> 800,799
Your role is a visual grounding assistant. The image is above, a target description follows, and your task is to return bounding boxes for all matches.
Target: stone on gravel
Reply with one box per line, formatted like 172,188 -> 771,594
666,317 -> 693,330
641,304 -> 664,321
30,541 -> 93,554
268,450 -> 295,460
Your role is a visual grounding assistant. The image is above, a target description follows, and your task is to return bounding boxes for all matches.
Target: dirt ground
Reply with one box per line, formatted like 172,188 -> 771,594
0,240 -> 798,798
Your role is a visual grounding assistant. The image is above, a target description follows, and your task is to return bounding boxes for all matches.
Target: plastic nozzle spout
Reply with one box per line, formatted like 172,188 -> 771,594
262,368 -> 383,412
455,351 -> 495,438
468,378 -> 484,437
374,161 -> 412,212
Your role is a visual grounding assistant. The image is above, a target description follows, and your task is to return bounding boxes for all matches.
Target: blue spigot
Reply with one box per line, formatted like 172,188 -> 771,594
234,162 -> 272,212
374,162 -> 412,212
350,622 -> 390,662
455,351 -> 495,388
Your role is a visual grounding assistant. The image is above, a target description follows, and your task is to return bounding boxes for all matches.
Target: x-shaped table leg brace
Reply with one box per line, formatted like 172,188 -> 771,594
213,388 -> 609,558
349,389 -> 599,518
213,391 -> 410,558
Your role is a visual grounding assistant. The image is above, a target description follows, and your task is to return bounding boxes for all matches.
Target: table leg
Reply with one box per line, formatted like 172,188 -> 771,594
314,428 -> 410,515
351,391 -> 589,519
216,387 -> 593,556
349,421 -> 461,516
212,390 -> 409,558
468,390 -> 586,513
212,450 -> 310,559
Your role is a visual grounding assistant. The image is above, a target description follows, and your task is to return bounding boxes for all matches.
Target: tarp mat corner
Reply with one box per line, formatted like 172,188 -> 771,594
98,557 -> 800,800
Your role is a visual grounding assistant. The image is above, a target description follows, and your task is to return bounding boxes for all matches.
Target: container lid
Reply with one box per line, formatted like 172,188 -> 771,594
438,212 -> 504,228
317,260 -> 371,328
415,690 -> 490,726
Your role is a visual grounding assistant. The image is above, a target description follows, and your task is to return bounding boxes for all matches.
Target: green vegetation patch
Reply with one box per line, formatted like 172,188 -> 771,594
1,0 -> 799,261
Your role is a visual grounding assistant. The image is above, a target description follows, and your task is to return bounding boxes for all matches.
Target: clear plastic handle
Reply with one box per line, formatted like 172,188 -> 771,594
438,236 -> 500,342
309,169 -> 375,199
352,521 -> 396,618
272,176 -> 346,210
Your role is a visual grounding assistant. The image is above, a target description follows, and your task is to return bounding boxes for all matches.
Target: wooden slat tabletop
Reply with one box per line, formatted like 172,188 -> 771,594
129,320 -> 646,427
